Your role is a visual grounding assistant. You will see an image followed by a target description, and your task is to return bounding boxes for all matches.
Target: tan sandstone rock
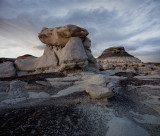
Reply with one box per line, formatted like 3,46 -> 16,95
38,24 -> 89,46
85,84 -> 114,99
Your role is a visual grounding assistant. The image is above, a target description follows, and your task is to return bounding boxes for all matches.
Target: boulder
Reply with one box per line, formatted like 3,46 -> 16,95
85,84 -> 114,99
15,45 -> 59,72
15,57 -> 37,72
0,62 -> 16,78
38,24 -> 88,46
59,37 -> 88,71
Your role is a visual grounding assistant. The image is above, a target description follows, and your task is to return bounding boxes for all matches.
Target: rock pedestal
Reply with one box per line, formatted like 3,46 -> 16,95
15,24 -> 98,75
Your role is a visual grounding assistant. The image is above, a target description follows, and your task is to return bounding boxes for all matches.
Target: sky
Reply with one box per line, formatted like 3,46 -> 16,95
0,0 -> 160,62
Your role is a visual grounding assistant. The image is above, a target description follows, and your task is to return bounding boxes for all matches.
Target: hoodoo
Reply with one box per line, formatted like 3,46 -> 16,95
15,24 -> 98,75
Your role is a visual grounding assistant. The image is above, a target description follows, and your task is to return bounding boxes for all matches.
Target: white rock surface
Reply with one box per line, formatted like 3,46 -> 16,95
86,84 -> 114,99
52,85 -> 85,97
80,72 -> 107,85
0,62 -> 16,77
106,117 -> 150,136
51,72 -> 114,98
59,37 -> 88,70
35,45 -> 58,70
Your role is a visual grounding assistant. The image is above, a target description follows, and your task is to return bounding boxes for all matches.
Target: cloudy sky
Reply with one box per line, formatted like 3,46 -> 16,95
0,0 -> 160,62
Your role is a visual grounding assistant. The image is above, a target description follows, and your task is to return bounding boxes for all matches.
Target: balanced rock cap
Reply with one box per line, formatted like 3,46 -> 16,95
38,24 -> 89,46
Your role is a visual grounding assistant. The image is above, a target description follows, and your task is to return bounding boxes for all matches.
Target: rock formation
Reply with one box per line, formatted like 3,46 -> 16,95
97,47 -> 142,71
38,24 -> 89,46
15,24 -> 98,75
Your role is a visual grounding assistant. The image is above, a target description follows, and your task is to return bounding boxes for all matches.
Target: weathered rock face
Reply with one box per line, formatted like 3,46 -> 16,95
59,37 -> 88,71
38,24 -> 89,46
97,47 -> 142,71
14,25 -> 98,75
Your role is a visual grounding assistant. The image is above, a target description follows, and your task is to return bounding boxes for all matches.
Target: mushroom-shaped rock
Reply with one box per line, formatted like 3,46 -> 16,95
14,25 -> 98,75
38,24 -> 89,46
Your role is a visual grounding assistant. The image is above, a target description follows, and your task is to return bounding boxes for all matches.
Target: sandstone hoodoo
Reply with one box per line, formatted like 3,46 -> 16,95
15,24 -> 98,75
97,46 -> 142,71
38,24 -> 89,46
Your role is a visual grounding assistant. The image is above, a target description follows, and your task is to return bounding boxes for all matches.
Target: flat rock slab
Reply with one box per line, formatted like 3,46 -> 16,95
52,85 -> 85,97
49,81 -> 72,88
46,75 -> 81,82
106,117 -> 150,136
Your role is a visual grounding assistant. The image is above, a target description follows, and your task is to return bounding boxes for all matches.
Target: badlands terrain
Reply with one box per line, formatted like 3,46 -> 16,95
0,25 -> 160,136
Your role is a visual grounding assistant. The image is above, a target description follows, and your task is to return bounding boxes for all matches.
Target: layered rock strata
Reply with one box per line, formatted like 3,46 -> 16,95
97,47 -> 142,71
